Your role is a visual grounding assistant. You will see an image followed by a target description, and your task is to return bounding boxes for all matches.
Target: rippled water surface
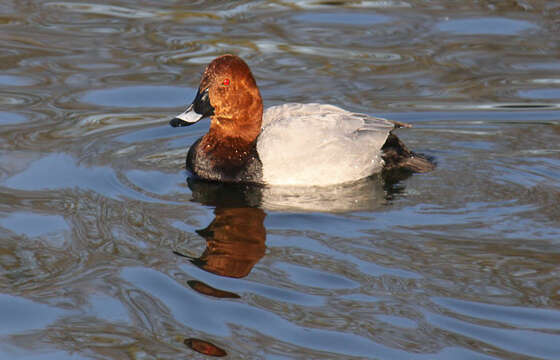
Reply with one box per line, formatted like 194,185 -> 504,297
1,1 -> 560,359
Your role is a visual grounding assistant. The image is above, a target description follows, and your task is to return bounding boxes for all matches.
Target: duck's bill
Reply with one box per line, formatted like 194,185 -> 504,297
170,105 -> 203,127
170,87 -> 214,127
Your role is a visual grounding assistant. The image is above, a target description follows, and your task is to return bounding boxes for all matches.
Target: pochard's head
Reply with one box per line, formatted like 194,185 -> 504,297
170,54 -> 263,141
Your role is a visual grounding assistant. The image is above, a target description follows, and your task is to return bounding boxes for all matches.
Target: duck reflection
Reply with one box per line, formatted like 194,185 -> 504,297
177,175 -> 406,295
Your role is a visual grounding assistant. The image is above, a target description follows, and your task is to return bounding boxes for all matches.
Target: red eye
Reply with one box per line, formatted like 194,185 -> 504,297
222,78 -> 230,86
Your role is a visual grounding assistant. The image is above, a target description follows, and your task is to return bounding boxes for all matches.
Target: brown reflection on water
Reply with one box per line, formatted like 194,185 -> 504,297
179,207 -> 266,278
187,280 -> 241,299
185,338 -> 227,357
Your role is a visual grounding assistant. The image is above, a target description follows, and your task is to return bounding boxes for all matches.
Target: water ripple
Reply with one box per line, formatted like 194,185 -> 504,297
44,2 -> 162,19
0,91 -> 42,107
435,17 -> 540,36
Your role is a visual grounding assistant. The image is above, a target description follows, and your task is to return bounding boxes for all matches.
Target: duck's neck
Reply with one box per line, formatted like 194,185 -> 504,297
203,103 -> 262,155
200,129 -> 257,166
208,113 -> 261,144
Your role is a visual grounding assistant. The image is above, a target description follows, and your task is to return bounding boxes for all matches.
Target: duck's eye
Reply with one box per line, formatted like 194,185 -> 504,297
222,78 -> 230,86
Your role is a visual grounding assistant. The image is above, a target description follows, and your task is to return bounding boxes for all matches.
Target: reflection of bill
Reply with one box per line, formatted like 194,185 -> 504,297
176,207 -> 266,278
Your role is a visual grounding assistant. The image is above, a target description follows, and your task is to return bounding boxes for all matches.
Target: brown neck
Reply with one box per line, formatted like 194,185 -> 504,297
208,113 -> 262,144
199,130 -> 257,169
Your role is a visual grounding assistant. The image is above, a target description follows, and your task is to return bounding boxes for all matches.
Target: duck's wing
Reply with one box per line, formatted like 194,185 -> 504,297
258,103 -> 396,186
264,102 -> 407,130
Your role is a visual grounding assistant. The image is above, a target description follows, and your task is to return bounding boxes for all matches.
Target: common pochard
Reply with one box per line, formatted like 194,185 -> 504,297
170,54 -> 434,186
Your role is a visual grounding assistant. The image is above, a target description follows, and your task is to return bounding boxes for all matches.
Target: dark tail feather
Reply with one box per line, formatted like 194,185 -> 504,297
381,133 -> 435,174
399,154 -> 435,173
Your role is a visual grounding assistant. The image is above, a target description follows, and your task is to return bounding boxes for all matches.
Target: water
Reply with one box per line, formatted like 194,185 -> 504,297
1,0 -> 559,359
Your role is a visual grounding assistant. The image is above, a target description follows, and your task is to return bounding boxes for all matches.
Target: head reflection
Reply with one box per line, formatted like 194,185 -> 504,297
173,180 -> 267,299
191,207 -> 266,278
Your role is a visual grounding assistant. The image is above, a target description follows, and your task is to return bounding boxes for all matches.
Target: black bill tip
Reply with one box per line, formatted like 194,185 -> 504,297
170,118 -> 192,127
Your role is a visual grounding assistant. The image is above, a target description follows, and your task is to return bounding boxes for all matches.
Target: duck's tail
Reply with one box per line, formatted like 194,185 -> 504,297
381,133 -> 435,174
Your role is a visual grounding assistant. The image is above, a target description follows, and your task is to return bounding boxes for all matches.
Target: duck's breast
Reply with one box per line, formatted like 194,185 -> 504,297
257,103 -> 395,186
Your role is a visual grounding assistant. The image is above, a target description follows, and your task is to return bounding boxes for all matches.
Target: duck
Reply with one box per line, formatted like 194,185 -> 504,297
170,54 -> 434,186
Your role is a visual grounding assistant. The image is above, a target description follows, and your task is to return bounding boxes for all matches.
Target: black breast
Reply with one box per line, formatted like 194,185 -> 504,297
186,137 -> 263,183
